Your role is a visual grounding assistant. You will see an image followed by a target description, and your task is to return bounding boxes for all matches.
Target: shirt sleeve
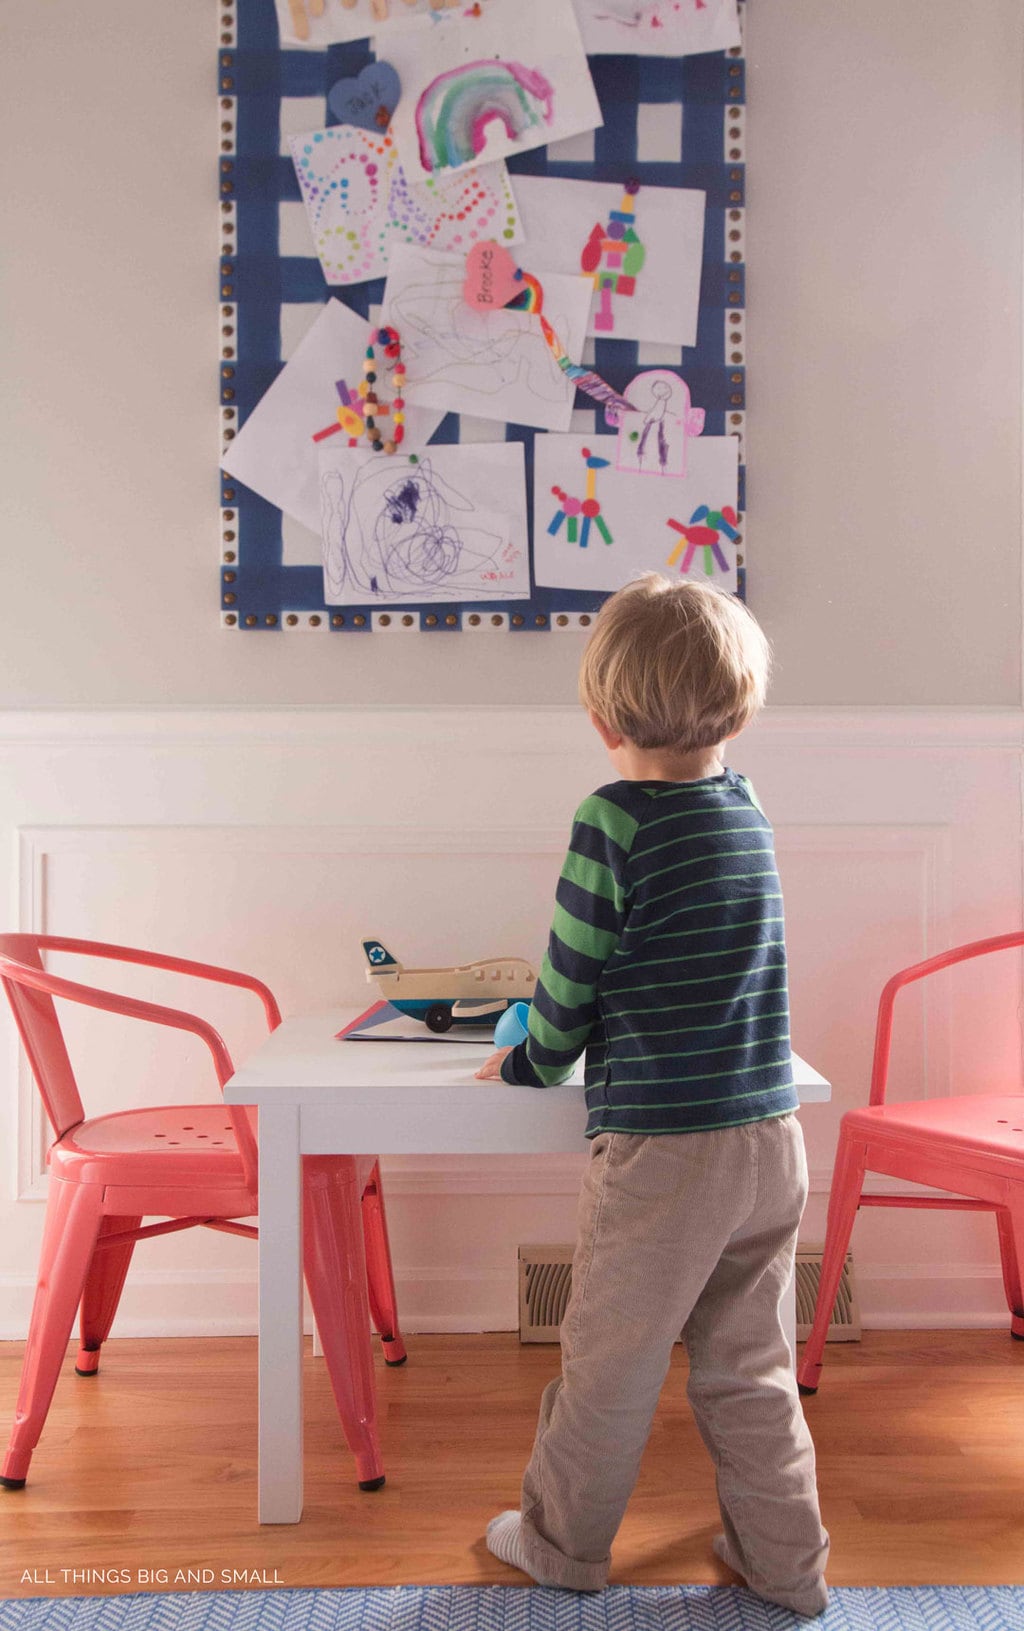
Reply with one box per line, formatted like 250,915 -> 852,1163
501,789 -> 641,1087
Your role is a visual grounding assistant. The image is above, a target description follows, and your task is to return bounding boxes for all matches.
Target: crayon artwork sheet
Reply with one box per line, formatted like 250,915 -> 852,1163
318,441 -> 529,604
512,177 -> 705,346
275,0 -> 497,49
572,0 -> 740,57
220,300 -> 443,535
533,434 -> 740,594
384,0 -> 601,181
289,125 -> 522,287
382,244 -> 591,431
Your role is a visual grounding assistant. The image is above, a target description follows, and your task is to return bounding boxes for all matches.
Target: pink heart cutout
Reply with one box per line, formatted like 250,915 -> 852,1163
463,241 -> 522,311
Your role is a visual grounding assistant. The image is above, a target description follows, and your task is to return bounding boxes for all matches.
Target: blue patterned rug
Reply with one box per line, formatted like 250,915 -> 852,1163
3,1586 -> 1024,1631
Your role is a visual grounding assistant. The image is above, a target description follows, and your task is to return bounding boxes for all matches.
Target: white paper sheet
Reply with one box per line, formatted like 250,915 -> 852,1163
382,244 -> 592,431
319,439 -> 529,604
289,125 -> 522,286
220,300 -> 444,535
274,0 -> 500,49
573,0 -> 740,57
512,176 -> 705,347
532,433 -> 740,594
384,0 -> 601,181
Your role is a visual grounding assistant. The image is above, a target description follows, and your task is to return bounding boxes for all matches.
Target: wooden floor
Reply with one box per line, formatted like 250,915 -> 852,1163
1,1330 -> 1022,1599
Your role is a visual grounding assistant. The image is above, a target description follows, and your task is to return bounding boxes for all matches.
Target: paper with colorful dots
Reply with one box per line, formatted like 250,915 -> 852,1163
275,0 -> 498,50
289,124 -> 521,286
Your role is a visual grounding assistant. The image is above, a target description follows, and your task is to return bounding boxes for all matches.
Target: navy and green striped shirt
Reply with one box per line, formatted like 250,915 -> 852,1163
501,770 -> 798,1137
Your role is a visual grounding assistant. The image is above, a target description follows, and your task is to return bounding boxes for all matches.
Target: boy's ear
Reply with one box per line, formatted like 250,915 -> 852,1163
589,710 -> 624,751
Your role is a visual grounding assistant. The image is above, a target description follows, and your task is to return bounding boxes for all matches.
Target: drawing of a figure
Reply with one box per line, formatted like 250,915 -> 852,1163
320,456 -> 519,603
610,369 -> 705,478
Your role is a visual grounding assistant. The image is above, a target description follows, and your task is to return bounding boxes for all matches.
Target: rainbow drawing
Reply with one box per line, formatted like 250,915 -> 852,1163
415,61 -> 555,173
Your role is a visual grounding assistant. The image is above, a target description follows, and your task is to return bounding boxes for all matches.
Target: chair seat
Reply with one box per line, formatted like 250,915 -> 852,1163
50,1104 -> 249,1187
846,1094 -> 1024,1164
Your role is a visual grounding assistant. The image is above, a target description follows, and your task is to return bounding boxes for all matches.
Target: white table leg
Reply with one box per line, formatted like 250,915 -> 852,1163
781,1261 -> 797,1371
257,1104 -> 304,1523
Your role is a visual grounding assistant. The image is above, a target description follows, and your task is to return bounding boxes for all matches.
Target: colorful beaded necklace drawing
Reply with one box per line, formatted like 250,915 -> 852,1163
357,326 -> 406,453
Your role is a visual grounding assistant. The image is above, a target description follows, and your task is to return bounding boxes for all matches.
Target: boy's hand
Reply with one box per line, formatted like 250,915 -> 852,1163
475,1047 -> 513,1081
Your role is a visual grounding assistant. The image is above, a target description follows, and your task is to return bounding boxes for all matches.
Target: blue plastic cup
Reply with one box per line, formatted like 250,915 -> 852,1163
494,1000 -> 530,1048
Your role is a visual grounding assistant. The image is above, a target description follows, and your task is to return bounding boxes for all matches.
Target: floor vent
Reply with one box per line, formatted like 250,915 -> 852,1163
519,1244 -> 861,1344
519,1246 -> 574,1342
795,1247 -> 861,1342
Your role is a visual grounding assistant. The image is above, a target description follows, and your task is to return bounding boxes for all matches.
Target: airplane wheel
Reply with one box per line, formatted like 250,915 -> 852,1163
424,1004 -> 453,1033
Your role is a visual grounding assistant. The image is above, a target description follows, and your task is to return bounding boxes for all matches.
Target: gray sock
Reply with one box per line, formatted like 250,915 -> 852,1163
486,1511 -> 537,1581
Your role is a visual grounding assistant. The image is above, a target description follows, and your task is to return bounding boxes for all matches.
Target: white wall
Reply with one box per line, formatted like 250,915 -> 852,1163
0,0 -> 1020,706
0,706 -> 1021,1337
1,3 -> 1023,1339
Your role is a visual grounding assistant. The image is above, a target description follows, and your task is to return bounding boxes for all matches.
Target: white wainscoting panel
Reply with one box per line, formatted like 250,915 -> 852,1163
0,706 -> 1021,1337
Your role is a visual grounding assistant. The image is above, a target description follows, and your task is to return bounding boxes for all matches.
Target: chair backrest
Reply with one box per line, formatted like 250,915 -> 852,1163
0,934 -> 278,1188
0,934 -> 83,1139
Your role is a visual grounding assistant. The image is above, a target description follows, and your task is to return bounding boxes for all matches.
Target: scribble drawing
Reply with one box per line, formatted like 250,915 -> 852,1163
415,61 -> 555,173
547,447 -> 613,547
388,264 -> 572,406
665,504 -> 740,576
321,457 -> 520,601
580,183 -> 645,333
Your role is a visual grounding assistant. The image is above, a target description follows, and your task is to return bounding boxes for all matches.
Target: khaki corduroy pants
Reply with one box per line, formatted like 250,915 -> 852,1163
517,1114 -> 829,1614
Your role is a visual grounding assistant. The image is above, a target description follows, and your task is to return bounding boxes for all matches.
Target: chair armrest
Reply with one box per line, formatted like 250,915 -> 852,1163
33,936 -> 282,1032
870,931 -> 1024,1106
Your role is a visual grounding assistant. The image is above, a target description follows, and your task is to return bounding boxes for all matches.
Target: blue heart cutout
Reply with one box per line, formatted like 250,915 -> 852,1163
328,62 -> 402,133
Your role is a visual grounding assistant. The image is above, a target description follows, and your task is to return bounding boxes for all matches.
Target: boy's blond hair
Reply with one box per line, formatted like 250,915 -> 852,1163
578,574 -> 771,753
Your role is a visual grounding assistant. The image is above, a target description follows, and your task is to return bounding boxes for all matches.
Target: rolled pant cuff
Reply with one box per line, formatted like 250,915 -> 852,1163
520,1515 -> 610,1592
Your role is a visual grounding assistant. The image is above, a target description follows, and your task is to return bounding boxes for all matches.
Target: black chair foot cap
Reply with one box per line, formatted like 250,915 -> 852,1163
359,1475 -> 386,1492
0,1476 -> 26,1490
797,1383 -> 817,1397
74,1366 -> 100,1377
384,1354 -> 408,1367
1012,1329 -> 1024,1341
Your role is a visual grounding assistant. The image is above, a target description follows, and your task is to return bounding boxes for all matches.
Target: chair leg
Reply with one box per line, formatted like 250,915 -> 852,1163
2,1178 -> 105,1488
361,1162 -> 407,1366
75,1215 -> 143,1376
796,1128 -> 866,1395
302,1156 -> 385,1491
1000,1202 -> 1024,1341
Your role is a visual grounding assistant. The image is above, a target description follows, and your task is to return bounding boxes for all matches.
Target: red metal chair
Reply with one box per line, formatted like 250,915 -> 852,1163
0,934 -> 406,1491
797,932 -> 1024,1394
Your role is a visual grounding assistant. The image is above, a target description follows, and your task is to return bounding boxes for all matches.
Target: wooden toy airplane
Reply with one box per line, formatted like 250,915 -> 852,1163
361,938 -> 537,1031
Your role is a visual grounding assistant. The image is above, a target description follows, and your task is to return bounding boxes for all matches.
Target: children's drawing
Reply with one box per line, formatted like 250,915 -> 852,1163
511,176 -> 704,345
385,0 -> 601,180
580,183 -> 645,334
276,0 -> 491,50
532,433 -> 739,595
547,447 -> 613,547
575,0 -> 741,58
289,126 -> 521,287
220,300 -> 443,536
666,505 -> 740,577
415,62 -> 555,174
328,63 -> 402,132
383,245 -> 592,432
318,442 -> 529,605
607,369 -> 705,478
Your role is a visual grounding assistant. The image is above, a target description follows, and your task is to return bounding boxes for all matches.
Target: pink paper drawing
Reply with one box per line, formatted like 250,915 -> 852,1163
608,369 -> 705,478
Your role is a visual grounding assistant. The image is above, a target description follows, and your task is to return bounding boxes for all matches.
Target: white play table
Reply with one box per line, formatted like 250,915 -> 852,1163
224,1010 -> 831,1523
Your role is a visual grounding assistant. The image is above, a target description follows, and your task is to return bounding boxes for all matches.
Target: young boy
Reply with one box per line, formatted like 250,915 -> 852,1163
475,574 -> 829,1618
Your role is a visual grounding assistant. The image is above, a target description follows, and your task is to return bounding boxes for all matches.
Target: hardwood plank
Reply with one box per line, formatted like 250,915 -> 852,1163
0,1331 -> 1021,1598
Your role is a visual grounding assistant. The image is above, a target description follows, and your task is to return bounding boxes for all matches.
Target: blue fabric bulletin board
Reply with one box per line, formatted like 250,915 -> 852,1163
217,0 -> 745,632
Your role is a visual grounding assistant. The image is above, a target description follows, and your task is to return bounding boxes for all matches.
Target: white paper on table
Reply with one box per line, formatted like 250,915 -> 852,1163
274,0 -> 500,48
384,0 -> 601,181
572,0 -> 740,57
289,125 -> 522,287
220,300 -> 444,535
382,244 -> 591,431
532,433 -> 740,594
512,176 -> 705,347
319,439 -> 529,604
